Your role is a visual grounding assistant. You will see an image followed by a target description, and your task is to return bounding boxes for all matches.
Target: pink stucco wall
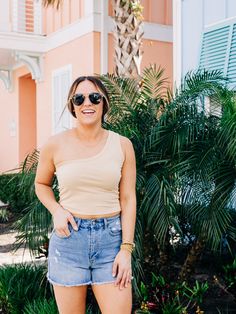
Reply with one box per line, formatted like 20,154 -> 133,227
109,0 -> 172,25
0,66 -> 31,173
42,0 -> 84,35
19,74 -> 36,163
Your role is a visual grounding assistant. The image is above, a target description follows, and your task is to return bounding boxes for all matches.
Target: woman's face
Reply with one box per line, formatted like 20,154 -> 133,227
72,80 -> 104,126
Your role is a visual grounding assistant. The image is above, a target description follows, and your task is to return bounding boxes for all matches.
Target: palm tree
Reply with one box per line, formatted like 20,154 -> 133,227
142,70 -> 236,279
43,0 -> 144,77
112,0 -> 144,77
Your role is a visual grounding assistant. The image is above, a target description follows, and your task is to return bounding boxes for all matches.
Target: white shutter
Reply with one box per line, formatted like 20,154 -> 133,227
199,18 -> 236,89
199,25 -> 230,73
52,65 -> 72,135
227,23 -> 236,86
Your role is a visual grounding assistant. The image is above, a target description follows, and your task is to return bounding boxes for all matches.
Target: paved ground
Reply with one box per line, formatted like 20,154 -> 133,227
0,205 -> 46,266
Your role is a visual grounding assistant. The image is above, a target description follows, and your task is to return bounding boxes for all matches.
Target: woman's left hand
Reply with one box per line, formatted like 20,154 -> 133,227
112,249 -> 132,290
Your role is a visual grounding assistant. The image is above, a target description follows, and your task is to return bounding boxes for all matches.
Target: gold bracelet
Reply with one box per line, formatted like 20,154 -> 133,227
120,243 -> 135,253
122,241 -> 135,248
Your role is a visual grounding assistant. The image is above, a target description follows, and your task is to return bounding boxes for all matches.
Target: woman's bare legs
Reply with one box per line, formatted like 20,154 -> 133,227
53,284 -> 88,314
92,283 -> 132,314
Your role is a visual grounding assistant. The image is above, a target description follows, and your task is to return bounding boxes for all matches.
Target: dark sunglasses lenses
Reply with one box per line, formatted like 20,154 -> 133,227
71,93 -> 102,106
89,93 -> 102,104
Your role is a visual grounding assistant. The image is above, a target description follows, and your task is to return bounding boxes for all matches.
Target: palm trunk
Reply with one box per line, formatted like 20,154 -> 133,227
112,0 -> 144,77
179,238 -> 205,280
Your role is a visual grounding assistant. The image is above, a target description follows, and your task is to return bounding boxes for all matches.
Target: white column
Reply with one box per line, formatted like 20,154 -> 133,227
34,0 -> 42,35
173,0 -> 182,90
0,0 -> 11,31
84,0 -> 94,17
101,0 -> 108,74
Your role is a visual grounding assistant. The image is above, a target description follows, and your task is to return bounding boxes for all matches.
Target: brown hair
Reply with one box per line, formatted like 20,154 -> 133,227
67,76 -> 110,124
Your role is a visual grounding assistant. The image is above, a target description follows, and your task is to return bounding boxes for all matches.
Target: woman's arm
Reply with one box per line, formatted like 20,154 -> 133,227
112,136 -> 137,289
34,139 -> 77,237
119,137 -> 137,245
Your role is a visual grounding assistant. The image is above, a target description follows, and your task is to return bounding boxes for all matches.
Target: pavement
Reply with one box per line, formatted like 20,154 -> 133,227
0,202 -> 46,266
0,221 -> 46,266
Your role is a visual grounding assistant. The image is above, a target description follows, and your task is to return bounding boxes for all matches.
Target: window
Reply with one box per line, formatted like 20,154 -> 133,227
52,65 -> 72,134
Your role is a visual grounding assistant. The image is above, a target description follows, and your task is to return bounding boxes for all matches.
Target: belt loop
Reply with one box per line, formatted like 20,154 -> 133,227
104,218 -> 108,229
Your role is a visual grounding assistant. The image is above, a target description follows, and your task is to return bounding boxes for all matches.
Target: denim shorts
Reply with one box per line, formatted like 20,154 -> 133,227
47,214 -> 122,286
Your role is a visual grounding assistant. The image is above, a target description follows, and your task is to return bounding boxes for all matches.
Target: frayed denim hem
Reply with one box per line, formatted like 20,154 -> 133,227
91,280 -> 116,285
47,274 -> 92,287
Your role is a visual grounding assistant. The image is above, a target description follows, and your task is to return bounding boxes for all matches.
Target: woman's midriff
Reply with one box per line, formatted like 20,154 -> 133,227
68,210 -> 121,219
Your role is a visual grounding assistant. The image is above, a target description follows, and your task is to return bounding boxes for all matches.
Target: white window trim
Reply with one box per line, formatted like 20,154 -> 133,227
52,64 -> 73,135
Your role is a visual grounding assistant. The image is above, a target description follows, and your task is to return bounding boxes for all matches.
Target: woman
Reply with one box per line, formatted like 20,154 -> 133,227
34,76 -> 137,314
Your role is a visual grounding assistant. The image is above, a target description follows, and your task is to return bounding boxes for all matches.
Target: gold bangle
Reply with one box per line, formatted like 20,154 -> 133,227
120,243 -> 134,253
122,241 -> 135,248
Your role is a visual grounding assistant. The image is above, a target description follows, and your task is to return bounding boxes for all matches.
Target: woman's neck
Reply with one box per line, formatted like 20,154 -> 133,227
73,124 -> 105,143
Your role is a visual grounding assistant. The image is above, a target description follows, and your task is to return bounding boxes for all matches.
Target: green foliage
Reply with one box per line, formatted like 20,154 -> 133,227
23,298 -> 58,314
161,302 -> 184,314
223,257 -> 236,291
8,150 -> 58,257
136,273 -> 208,313
0,207 -> 10,222
0,174 -> 26,213
0,262 -> 52,314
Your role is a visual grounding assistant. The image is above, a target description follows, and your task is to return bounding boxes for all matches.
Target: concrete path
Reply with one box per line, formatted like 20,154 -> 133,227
0,220 -> 46,266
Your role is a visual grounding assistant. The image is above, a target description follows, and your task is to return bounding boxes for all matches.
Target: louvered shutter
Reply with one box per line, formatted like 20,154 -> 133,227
199,26 -> 230,73
199,20 -> 236,88
227,24 -> 236,85
52,65 -> 72,134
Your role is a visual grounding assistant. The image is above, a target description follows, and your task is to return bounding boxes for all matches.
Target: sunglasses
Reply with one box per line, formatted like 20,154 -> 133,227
70,92 -> 103,106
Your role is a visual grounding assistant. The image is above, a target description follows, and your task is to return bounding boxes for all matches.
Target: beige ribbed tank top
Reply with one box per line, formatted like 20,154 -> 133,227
55,130 -> 125,217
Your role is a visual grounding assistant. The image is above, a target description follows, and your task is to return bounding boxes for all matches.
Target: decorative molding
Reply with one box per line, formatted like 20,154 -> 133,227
0,70 -> 12,91
14,51 -> 43,82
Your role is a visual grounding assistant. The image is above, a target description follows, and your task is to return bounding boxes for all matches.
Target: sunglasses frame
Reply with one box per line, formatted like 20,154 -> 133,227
70,92 -> 104,106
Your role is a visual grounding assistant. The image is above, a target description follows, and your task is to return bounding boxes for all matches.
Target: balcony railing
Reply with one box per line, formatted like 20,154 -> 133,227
12,0 -> 42,35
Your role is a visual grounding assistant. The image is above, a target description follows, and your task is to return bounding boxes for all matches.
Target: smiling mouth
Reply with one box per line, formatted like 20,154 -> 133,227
82,110 -> 96,115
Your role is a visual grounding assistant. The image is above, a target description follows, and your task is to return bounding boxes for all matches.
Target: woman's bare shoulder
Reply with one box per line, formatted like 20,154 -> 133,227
118,133 -> 133,147
113,132 -> 134,159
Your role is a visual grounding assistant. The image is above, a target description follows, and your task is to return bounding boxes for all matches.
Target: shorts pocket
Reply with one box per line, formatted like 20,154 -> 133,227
53,222 -> 73,239
107,217 -> 122,236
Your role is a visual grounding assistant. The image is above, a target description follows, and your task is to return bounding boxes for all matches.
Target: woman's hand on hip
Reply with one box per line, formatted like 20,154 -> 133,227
52,207 -> 78,237
112,249 -> 132,290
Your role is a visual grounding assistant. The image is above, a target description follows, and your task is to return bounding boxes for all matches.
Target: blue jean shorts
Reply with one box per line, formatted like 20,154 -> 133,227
47,214 -> 122,286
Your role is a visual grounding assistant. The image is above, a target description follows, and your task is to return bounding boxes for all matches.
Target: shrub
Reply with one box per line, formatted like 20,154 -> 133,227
23,298 -> 58,314
0,173 -> 29,213
0,262 -> 52,314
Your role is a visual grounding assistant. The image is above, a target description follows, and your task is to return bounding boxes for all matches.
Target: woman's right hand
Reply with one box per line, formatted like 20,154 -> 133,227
52,207 -> 78,237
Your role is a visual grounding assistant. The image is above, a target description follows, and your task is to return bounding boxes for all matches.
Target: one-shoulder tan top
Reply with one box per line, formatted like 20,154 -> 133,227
55,130 -> 125,217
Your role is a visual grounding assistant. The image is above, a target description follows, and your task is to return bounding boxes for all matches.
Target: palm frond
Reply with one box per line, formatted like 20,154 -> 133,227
42,0 -> 62,9
141,64 -> 169,100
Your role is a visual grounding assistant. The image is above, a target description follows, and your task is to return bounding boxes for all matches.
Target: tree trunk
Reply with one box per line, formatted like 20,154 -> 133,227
112,0 -> 144,77
179,238 -> 205,281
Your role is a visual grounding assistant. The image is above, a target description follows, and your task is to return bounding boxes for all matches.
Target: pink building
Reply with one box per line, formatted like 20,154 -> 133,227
0,0 -> 173,173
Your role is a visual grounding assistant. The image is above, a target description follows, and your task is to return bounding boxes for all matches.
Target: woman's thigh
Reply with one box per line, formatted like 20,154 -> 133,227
92,283 -> 132,314
53,284 -> 88,314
